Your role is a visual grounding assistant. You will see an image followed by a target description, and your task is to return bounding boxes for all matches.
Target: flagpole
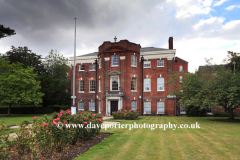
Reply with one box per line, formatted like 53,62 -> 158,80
71,18 -> 76,115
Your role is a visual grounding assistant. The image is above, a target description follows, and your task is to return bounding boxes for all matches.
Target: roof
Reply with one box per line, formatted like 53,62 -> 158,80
140,47 -> 169,52
77,52 -> 98,57
77,47 -> 170,57
198,64 -> 228,70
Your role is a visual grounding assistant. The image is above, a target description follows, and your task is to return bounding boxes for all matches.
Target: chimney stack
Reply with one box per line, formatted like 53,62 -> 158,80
168,37 -> 173,49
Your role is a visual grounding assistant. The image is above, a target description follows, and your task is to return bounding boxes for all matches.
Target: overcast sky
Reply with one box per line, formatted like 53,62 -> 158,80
0,0 -> 240,72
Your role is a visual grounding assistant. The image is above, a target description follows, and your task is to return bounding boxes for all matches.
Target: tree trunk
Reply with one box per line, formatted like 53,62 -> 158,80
228,107 -> 234,120
8,103 -> 12,116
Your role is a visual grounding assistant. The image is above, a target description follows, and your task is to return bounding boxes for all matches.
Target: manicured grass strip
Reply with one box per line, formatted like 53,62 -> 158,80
77,116 -> 240,160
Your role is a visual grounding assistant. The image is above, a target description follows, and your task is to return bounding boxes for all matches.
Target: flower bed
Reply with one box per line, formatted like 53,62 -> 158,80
0,110 -> 104,159
112,109 -> 139,120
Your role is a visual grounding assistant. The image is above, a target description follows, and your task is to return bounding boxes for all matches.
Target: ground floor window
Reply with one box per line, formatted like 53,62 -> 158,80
157,101 -> 164,113
89,101 -> 95,111
79,101 -> 84,110
144,101 -> 151,113
207,106 -> 212,114
131,100 -> 137,110
180,105 -> 185,114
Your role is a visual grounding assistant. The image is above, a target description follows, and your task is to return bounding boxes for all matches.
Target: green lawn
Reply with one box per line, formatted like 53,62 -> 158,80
0,114 -> 52,126
77,116 -> 240,160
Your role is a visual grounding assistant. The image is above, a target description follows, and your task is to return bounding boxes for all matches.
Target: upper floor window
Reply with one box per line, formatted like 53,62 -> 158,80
157,101 -> 164,113
112,55 -> 118,66
89,101 -> 95,111
179,66 -> 183,71
90,64 -> 95,71
157,77 -> 164,91
79,64 -> 85,71
157,60 -> 164,67
131,55 -> 137,67
99,58 -> 101,68
79,101 -> 84,110
131,100 -> 137,110
89,80 -> 95,92
144,61 -> 151,68
79,80 -> 84,92
131,77 -> 137,91
144,78 -> 151,91
111,76 -> 119,91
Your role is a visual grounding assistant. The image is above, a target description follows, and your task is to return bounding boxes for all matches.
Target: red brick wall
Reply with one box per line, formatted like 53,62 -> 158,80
71,39 -> 188,116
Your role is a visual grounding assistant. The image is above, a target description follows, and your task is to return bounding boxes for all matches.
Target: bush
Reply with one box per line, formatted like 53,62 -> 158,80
0,119 -> 11,159
113,109 -> 139,120
186,105 -> 207,117
3,110 -> 103,159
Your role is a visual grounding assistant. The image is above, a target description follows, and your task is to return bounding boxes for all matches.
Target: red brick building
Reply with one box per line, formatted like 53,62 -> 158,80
70,37 -> 188,116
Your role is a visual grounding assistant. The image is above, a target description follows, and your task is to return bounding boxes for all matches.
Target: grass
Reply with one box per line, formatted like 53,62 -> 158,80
0,114 -> 52,127
76,116 -> 240,160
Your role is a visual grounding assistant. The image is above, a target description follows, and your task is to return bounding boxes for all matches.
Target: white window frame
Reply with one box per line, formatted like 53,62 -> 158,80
89,80 -> 95,93
90,64 -> 96,71
131,100 -> 137,110
144,101 -> 151,114
89,101 -> 95,111
99,79 -> 101,92
110,76 -> 119,91
180,105 -> 186,114
78,101 -> 84,111
131,55 -> 137,67
131,77 -> 137,91
157,101 -> 164,114
179,66 -> 183,71
207,106 -> 212,115
157,77 -> 164,91
144,61 -> 151,68
79,80 -> 84,92
112,55 -> 118,67
98,100 -> 101,113
180,76 -> 183,83
144,78 -> 151,91
99,58 -> 101,69
157,60 -> 164,67
79,64 -> 85,71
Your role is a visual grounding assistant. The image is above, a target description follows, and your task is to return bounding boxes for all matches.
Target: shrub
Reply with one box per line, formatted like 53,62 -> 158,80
113,109 -> 139,120
112,110 -> 124,119
0,119 -> 11,159
2,110 -> 103,159
186,105 -> 207,117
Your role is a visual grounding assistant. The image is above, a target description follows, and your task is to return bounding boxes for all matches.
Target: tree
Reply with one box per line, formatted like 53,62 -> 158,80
0,24 -> 16,39
0,59 -> 44,116
223,51 -> 240,73
168,67 -> 240,120
39,50 -> 71,107
2,46 -> 45,75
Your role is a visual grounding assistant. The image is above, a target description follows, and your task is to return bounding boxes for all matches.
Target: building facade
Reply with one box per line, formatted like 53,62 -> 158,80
70,37 -> 188,116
